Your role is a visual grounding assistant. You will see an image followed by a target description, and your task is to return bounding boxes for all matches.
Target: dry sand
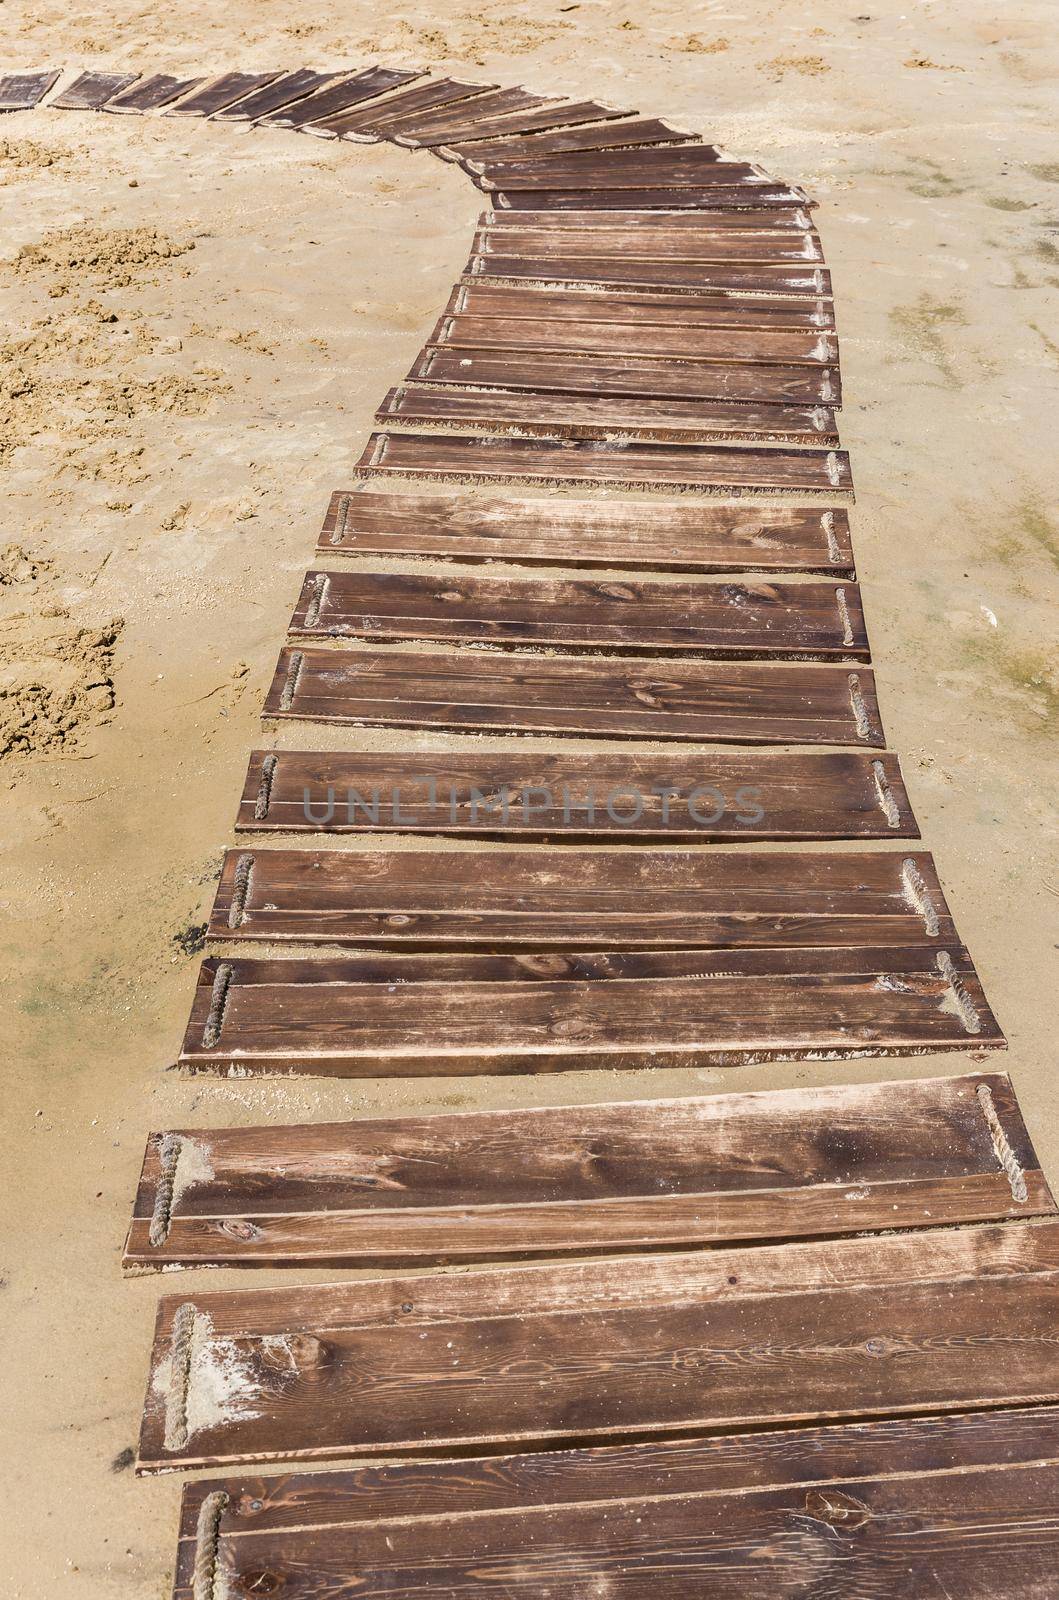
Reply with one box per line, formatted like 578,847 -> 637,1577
1,2 -> 1057,1594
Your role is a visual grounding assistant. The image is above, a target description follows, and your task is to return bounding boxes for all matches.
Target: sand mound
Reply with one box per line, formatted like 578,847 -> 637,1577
0,611 -> 124,760
11,225 -> 194,293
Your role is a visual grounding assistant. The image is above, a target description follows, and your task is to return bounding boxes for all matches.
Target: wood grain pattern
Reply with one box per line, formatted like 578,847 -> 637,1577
420,99 -> 637,146
376,384 -> 840,445
254,68 -> 423,130
209,68 -> 341,123
473,226 -> 824,262
357,432 -> 853,496
389,88 -> 562,146
47,70 -> 140,110
206,846 -> 966,951
325,80 -> 499,140
265,648 -> 881,744
494,186 -> 810,211
475,155 -> 780,191
127,1071 -> 1052,1269
103,74 -> 204,113
162,71 -> 282,117
286,569 -> 869,658
446,117 -> 700,161
235,748 -> 916,840
445,282 -> 836,330
428,313 -> 838,366
0,71 -> 60,111
317,490 -> 855,574
479,206 -> 816,230
140,1219 -> 1056,1470
467,254 -> 833,297
411,346 -> 841,403
175,944 -> 1002,1077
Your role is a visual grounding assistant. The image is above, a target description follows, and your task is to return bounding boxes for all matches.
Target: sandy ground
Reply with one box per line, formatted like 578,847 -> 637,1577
1,2 -> 1058,1594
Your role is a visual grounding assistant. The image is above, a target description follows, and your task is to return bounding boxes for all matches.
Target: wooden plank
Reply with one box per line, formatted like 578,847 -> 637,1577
446,117 -> 701,161
473,226 -> 825,261
428,312 -> 838,366
317,491 -> 855,576
466,255 -> 833,297
48,70 -> 139,110
206,847 -> 965,951
210,68 -> 342,123
375,385 -> 839,445
286,568 -> 868,658
103,74 -> 205,114
422,99 -> 638,146
162,72 -> 282,118
235,749 -> 917,841
475,148 -> 789,189
139,1219 -> 1053,1470
479,206 -> 816,230
171,1407 -> 1059,1600
493,186 -> 810,211
390,88 -> 562,147
0,70 -> 59,111
258,67 -> 425,131
175,944 -> 1002,1077
266,648 -> 879,745
127,1072 -> 1052,1270
325,80 -> 500,141
410,345 -> 841,403
445,282 -> 836,330
356,431 -> 853,497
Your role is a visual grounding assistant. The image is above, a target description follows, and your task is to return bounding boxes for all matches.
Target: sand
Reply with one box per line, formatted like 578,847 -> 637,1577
1,2 -> 1057,1594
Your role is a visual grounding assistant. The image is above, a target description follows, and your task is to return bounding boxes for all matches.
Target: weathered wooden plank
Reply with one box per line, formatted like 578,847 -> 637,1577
423,99 -> 638,147
207,847 -> 964,951
210,68 -> 342,123
412,346 -> 841,403
446,117 -> 701,161
476,155 -> 775,191
376,384 -> 839,445
103,74 -> 205,114
446,282 -> 836,330
162,72 -> 283,118
429,312 -> 838,366
175,943 -> 1001,1077
494,186 -> 810,211
256,67 -> 424,131
325,80 -> 500,141
473,226 -> 824,261
140,1219 -> 1054,1470
171,1406 -> 1059,1600
287,568 -> 868,658
479,206 -> 816,231
47,70 -> 139,110
236,749 -> 916,840
127,1072 -> 1051,1270
390,88 -> 562,147
0,70 -> 60,111
467,254 -> 833,297
265,648 -> 880,745
317,491 -> 855,575
356,431 -> 853,497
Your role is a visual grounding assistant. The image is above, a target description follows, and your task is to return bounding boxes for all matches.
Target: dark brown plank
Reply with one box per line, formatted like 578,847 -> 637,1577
175,943 -> 1002,1077
446,117 -> 701,161
265,648 -> 880,745
172,1406 -> 1059,1600
103,74 -> 205,114
236,749 -> 916,841
258,67 -> 424,131
48,70 -> 139,110
317,490 -> 855,575
207,847 -> 965,951
445,282 -> 836,330
390,88 -> 561,147
429,312 -> 838,366
286,568 -> 868,658
494,186 -> 810,211
357,431 -> 853,497
127,1072 -> 1051,1270
210,68 -> 342,123
411,346 -> 841,404
140,1219 -> 1054,1470
476,155 -> 777,191
421,99 -> 638,147
473,225 -> 825,261
0,70 -> 59,111
467,254 -> 833,297
325,80 -> 499,141
163,72 -> 282,118
479,205 -> 816,230
376,385 -> 839,445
